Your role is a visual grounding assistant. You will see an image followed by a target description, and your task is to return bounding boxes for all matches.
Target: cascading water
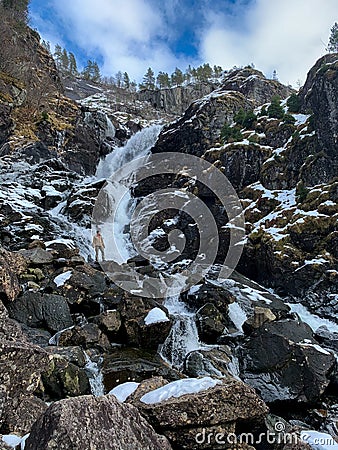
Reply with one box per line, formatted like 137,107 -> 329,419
84,354 -> 105,396
160,277 -> 202,370
95,124 -> 162,263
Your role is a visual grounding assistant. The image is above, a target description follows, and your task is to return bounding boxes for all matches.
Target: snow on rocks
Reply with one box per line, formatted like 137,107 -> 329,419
140,377 -> 221,404
53,270 -> 73,287
144,308 -> 170,326
108,382 -> 140,402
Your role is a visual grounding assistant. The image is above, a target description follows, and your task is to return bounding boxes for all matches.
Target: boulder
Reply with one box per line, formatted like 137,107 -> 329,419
242,306 -> 277,334
45,346 -> 87,367
52,265 -> 106,309
196,303 -> 227,343
130,377 -> 268,450
118,294 -> 171,349
184,346 -> 234,378
25,395 -> 173,450
58,323 -> 111,352
41,354 -> 90,400
0,339 -> 50,431
19,247 -> 53,265
185,281 -> 235,315
2,395 -> 47,435
7,292 -> 73,333
91,309 -> 122,340
240,319 -> 336,404
102,347 -> 182,392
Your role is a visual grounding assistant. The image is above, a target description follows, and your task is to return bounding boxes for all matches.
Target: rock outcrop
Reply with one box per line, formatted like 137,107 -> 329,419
25,395 -> 173,450
129,377 -> 268,449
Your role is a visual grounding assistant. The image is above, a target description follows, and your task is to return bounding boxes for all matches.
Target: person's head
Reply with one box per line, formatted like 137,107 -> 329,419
96,229 -> 101,235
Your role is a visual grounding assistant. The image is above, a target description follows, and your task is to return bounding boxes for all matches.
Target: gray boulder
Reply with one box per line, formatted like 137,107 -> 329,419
25,395 -> 172,450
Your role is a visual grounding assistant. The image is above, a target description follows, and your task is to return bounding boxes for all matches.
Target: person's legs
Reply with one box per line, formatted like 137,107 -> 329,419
100,246 -> 105,261
95,246 -> 99,262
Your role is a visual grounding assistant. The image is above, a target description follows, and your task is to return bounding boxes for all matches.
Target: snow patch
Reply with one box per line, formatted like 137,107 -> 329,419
144,308 -> 170,325
108,382 -> 140,402
53,270 -> 72,287
140,377 -> 221,404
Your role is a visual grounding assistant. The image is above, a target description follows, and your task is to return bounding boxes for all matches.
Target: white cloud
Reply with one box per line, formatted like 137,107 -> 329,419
42,0 -> 193,80
31,0 -> 336,85
200,0 -> 336,86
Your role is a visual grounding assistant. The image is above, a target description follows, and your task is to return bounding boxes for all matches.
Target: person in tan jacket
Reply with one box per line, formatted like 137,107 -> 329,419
92,229 -> 105,262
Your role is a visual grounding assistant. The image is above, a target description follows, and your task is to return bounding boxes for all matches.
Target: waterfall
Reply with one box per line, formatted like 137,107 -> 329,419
160,277 -> 201,370
96,124 -> 162,179
84,354 -> 105,396
94,124 -> 162,263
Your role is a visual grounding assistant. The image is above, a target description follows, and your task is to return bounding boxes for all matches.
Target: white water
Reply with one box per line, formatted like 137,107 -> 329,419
84,354 -> 105,396
160,277 -> 202,370
96,124 -> 162,179
94,124 -> 162,263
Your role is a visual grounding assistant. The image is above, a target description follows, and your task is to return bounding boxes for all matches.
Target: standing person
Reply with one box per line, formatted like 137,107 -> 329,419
92,229 -> 105,262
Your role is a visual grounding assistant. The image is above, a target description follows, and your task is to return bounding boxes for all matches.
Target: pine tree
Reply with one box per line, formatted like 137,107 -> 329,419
60,48 -> 69,73
171,67 -> 184,86
327,22 -> 338,53
129,81 -> 137,92
267,96 -> 285,119
185,65 -> 193,84
123,72 -> 130,89
156,71 -> 170,88
81,60 -> 101,82
142,67 -> 155,90
54,44 -> 63,69
286,93 -> 300,113
91,62 -> 101,82
82,60 -> 93,80
68,52 -> 78,76
213,65 -> 223,78
115,71 -> 123,88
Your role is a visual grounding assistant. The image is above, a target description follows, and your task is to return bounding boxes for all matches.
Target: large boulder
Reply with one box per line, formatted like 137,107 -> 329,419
0,338 -> 50,432
240,319 -> 336,404
25,395 -> 173,450
7,292 -> 73,333
41,353 -> 90,400
102,347 -> 182,392
130,377 -> 268,449
118,294 -> 171,349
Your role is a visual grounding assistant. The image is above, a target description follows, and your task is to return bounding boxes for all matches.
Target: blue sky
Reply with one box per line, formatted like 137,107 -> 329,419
29,0 -> 336,86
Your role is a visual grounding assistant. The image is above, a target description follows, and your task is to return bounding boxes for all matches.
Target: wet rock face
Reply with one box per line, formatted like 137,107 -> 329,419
300,53 -> 338,159
136,82 -> 217,115
152,90 -> 252,158
25,395 -> 173,450
60,109 -> 116,176
240,319 -> 336,404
